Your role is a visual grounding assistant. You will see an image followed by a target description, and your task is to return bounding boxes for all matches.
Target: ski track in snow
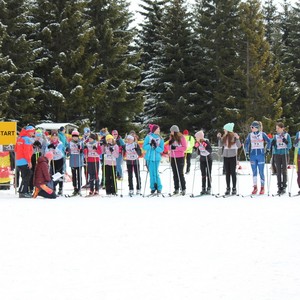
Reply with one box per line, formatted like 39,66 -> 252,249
0,161 -> 300,300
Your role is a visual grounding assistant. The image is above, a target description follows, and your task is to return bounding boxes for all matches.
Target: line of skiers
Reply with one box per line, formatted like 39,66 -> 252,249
12,120 -> 299,198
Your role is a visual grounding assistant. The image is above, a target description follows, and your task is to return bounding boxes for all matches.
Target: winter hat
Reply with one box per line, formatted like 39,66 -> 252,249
84,127 -> 90,134
129,130 -> 136,135
59,126 -> 65,132
35,129 -> 43,137
72,130 -> 80,137
149,124 -> 159,133
127,135 -> 134,141
251,121 -> 260,129
183,130 -> 189,135
170,125 -> 180,133
99,128 -> 108,136
106,134 -> 114,141
195,131 -> 204,140
223,123 -> 234,132
25,125 -> 35,134
89,133 -> 97,140
51,130 -> 58,137
112,130 -> 118,136
45,151 -> 53,161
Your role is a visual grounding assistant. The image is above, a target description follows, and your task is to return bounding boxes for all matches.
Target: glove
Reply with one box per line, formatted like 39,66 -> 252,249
282,137 -> 288,145
48,143 -> 56,149
109,146 -> 114,153
93,145 -> 97,150
77,144 -> 81,149
33,140 -> 42,148
171,145 -> 176,150
246,153 -> 250,160
150,139 -> 156,148
100,139 -> 106,146
84,145 -> 88,149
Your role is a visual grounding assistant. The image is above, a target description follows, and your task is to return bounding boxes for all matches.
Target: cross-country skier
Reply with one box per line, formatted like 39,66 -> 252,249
217,123 -> 241,195
194,130 -> 213,195
271,122 -> 292,194
244,121 -> 271,195
168,125 -> 187,195
143,124 -> 164,194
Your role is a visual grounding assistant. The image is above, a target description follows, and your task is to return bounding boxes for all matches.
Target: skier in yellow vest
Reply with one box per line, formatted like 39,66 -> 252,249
183,130 -> 195,174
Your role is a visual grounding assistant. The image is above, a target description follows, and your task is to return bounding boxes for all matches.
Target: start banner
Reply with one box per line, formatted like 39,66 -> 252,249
0,122 -> 17,145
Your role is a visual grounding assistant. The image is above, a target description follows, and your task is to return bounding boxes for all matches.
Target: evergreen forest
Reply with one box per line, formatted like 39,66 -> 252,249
0,0 -> 299,138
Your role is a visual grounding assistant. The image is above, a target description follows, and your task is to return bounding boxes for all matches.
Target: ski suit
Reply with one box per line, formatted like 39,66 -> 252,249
143,133 -> 164,192
245,131 -> 271,187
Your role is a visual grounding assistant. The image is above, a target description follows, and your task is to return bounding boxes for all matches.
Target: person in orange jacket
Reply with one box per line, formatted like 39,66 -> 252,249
15,125 -> 35,198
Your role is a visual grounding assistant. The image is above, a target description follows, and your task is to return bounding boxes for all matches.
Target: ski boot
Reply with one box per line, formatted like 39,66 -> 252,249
225,188 -> 230,196
232,188 -> 237,195
251,185 -> 258,195
259,186 -> 265,195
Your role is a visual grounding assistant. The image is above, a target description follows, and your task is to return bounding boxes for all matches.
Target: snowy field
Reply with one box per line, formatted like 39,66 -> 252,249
1,159 -> 300,300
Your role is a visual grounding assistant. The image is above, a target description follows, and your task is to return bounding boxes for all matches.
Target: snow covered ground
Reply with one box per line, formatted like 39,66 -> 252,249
1,159 -> 300,300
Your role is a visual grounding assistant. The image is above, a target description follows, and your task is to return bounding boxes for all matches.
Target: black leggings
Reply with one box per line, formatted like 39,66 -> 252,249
223,156 -> 237,189
171,157 -> 186,191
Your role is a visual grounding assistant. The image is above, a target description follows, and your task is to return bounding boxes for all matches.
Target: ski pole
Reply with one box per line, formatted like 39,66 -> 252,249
190,155 -> 198,197
172,150 -> 182,192
205,155 -> 213,195
142,162 -> 149,197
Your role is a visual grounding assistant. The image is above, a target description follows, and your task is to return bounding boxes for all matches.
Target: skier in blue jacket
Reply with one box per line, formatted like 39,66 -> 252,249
245,121 -> 271,195
143,124 -> 164,194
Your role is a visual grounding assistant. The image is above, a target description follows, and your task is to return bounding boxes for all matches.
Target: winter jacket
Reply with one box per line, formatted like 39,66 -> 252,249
143,133 -> 164,161
195,139 -> 213,161
33,156 -> 52,188
83,141 -> 102,162
102,144 -> 119,166
124,142 -> 142,163
271,132 -> 292,155
184,135 -> 195,154
15,128 -> 34,166
168,136 -> 187,158
67,140 -> 84,168
244,131 -> 271,156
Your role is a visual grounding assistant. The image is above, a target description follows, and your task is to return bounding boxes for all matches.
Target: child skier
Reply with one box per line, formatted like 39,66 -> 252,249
271,122 -> 292,194
102,134 -> 119,195
47,130 -> 66,195
183,129 -> 195,174
112,130 -> 125,180
84,133 -> 102,196
217,123 -> 241,195
194,130 -> 213,195
244,121 -> 271,195
168,125 -> 187,195
143,124 -> 164,194
66,130 -> 84,196
124,134 -> 142,196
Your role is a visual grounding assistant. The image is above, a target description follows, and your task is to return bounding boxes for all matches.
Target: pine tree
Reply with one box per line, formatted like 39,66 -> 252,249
136,0 -> 167,127
0,0 -> 41,126
150,0 -> 195,132
279,1 -> 300,132
0,14 -> 11,119
193,0 -> 242,135
237,0 -> 282,134
86,0 -> 143,132
32,0 -> 99,124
